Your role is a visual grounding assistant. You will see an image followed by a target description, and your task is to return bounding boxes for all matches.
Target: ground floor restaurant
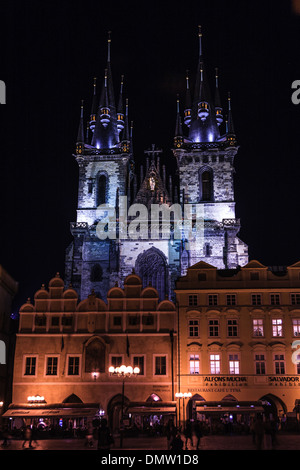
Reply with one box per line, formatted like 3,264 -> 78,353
2,394 -> 300,437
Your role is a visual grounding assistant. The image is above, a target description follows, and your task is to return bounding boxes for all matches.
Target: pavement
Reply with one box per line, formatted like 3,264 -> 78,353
1,433 -> 300,451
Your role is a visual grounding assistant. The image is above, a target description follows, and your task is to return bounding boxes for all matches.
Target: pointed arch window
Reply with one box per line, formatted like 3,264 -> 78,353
199,168 -> 213,201
97,174 -> 108,206
90,263 -> 103,283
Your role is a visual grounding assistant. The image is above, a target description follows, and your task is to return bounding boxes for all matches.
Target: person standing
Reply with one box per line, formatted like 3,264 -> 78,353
97,419 -> 114,450
194,420 -> 203,450
253,415 -> 265,450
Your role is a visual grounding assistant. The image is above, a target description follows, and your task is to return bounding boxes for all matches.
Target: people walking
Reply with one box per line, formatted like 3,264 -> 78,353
22,425 -> 33,449
166,420 -> 177,450
183,420 -> 193,450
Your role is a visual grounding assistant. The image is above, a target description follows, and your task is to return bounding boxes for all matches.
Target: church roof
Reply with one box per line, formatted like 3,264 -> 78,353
133,153 -> 171,209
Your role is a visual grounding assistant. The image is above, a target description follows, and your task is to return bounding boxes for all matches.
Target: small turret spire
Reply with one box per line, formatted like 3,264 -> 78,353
90,77 -> 97,133
76,100 -> 85,144
174,94 -> 183,147
107,31 -> 111,63
214,67 -> 223,126
117,74 -> 125,134
227,92 -> 235,134
198,25 -> 203,57
121,98 -> 130,152
184,70 -> 192,127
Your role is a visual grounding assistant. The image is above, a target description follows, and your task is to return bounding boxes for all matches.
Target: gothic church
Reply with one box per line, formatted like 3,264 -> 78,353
64,27 -> 248,302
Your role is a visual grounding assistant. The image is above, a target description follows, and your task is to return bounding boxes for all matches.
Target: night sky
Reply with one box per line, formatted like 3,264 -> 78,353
0,0 -> 300,313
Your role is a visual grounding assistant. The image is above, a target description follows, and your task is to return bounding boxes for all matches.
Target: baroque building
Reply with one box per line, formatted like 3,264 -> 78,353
0,265 -> 18,419
7,273 -> 177,431
175,260 -> 300,426
65,28 -> 248,303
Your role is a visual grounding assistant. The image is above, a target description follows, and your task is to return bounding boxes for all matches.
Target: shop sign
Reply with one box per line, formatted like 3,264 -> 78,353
268,376 -> 300,387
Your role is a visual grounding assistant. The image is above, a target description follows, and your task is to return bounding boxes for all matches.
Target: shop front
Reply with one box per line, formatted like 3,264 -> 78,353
124,401 -> 177,435
194,400 -> 265,434
2,402 -> 102,437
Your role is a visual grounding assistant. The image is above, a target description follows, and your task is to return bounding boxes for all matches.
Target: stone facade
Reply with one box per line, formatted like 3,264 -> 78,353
65,30 -> 248,303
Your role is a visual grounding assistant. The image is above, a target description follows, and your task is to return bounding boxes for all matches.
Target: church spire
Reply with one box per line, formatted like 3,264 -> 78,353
91,31 -> 119,149
188,25 -> 220,143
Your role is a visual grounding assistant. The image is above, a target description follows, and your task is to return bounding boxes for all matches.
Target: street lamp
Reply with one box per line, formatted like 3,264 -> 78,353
175,392 -> 192,429
109,365 -> 140,448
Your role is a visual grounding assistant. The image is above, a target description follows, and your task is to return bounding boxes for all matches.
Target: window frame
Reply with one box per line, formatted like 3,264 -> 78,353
66,355 -> 81,377
153,355 -> 167,376
45,355 -> 59,377
23,355 -> 38,377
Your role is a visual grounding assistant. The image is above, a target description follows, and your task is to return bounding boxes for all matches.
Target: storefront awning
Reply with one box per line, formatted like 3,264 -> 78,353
2,403 -> 100,418
196,401 -> 264,413
127,401 -> 176,415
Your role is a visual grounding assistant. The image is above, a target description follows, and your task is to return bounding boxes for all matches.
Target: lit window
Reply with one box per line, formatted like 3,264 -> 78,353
272,318 -> 283,337
253,319 -> 264,337
210,354 -> 220,374
228,354 -> 239,375
296,355 -> 300,374
293,319 -> 300,337
189,354 -> 200,374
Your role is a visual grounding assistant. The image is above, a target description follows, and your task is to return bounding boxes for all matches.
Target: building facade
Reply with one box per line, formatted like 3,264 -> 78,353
175,259 -> 300,429
7,272 -> 177,431
0,265 -> 18,420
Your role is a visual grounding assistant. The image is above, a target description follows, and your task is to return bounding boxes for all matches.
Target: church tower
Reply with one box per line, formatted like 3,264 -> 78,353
172,26 -> 248,271
65,33 -> 134,300
65,27 -> 248,302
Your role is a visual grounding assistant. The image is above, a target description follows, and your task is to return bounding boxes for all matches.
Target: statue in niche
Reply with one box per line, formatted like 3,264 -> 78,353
149,176 -> 156,191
